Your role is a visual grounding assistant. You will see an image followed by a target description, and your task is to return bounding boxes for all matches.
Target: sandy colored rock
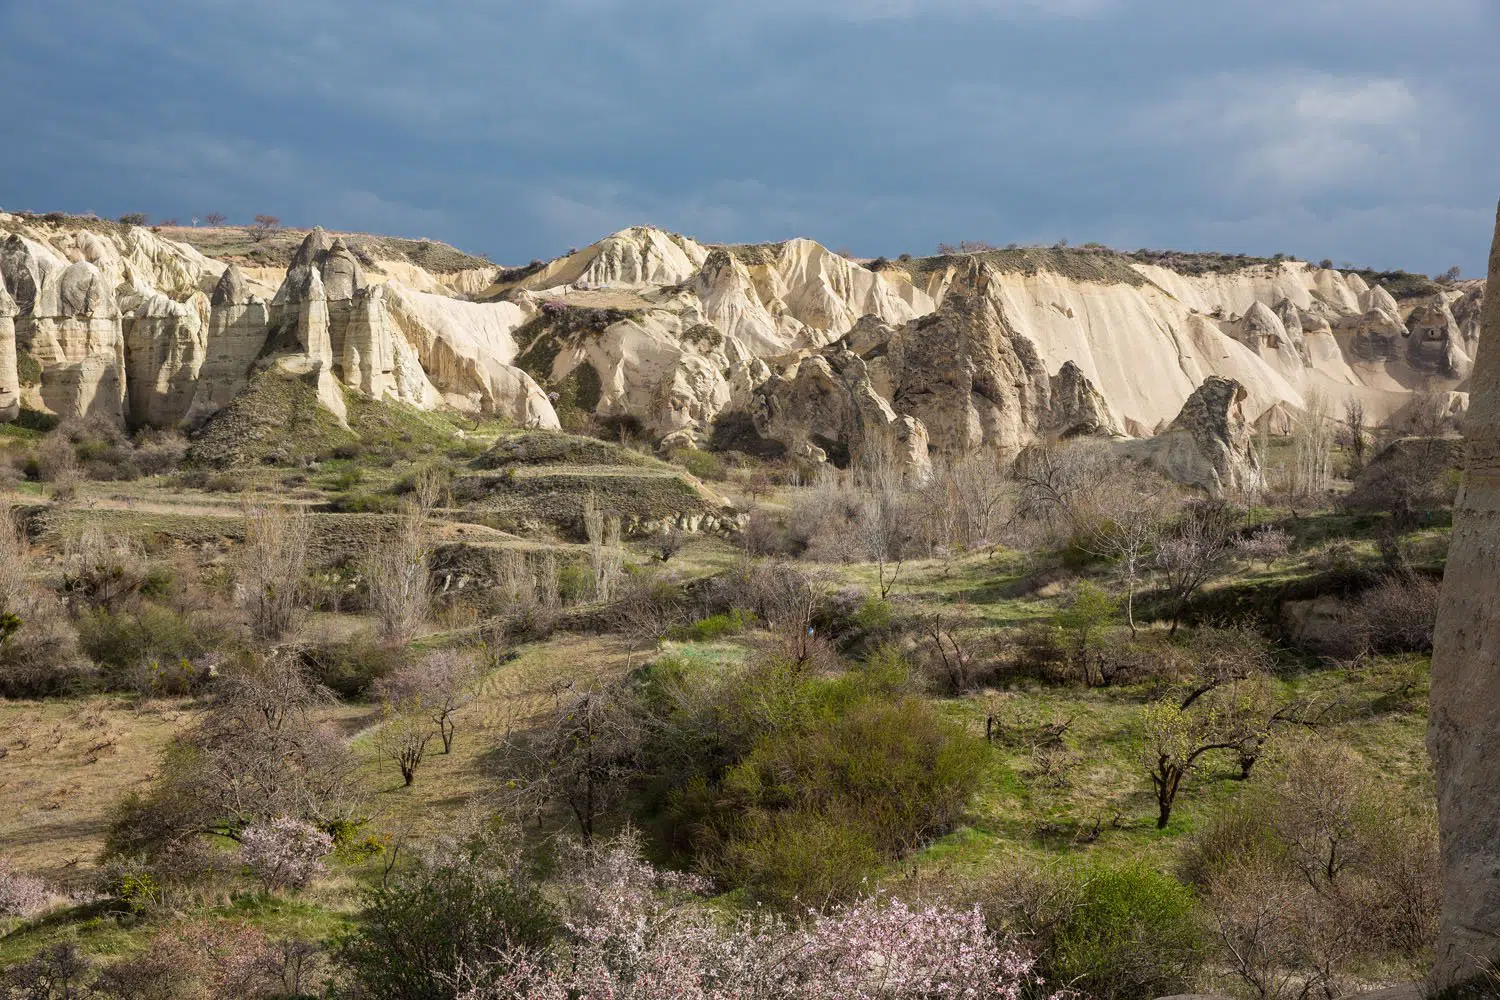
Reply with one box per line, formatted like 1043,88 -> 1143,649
752,348 -> 932,481
122,289 -> 209,427
0,280 -> 17,422
1047,360 -> 1122,438
889,260 -> 1050,459
1429,200 -> 1500,991
1126,375 -> 1260,494
18,260 -> 127,422
183,265 -> 272,426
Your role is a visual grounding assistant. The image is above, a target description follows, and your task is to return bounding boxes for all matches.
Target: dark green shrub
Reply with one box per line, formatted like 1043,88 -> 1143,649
77,603 -> 207,684
16,351 -> 41,387
331,490 -> 401,514
724,808 -> 883,905
1045,860 -> 1203,1000
557,563 -> 592,604
672,447 -> 727,481
646,656 -> 982,906
302,637 -> 405,699
337,831 -> 556,1000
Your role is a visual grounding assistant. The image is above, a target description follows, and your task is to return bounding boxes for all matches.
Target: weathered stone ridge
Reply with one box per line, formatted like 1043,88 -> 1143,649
0,212 -> 1483,498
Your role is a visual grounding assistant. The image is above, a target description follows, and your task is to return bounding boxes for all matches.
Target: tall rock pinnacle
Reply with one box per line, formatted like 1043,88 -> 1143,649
1430,199 -> 1500,990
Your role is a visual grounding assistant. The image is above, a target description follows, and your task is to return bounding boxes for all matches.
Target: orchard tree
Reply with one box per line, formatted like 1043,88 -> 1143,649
1157,500 -> 1239,635
376,650 -> 482,755
1140,700 -> 1245,829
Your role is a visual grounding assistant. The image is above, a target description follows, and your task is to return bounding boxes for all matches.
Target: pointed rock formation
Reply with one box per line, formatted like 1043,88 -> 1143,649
0,281 -> 17,422
320,238 -> 365,301
888,261 -> 1050,459
1046,360 -> 1122,438
1429,201 -> 1500,992
1126,375 -> 1260,494
184,264 -> 272,426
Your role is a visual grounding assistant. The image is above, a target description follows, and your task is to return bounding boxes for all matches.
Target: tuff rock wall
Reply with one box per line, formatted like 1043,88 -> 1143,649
1429,201 -> 1500,991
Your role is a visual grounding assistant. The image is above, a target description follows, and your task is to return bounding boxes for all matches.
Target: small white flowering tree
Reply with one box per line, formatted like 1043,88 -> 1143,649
241,816 -> 333,894
0,860 -> 48,917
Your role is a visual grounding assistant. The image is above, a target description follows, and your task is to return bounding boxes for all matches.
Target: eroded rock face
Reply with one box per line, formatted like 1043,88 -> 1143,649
1047,360 -> 1121,438
1405,299 -> 1472,379
751,348 -> 931,480
1126,375 -> 1260,494
184,264 -> 271,426
122,289 -> 209,427
1429,202 -> 1500,991
1339,306 -> 1409,363
888,261 -> 1050,459
21,260 -> 127,422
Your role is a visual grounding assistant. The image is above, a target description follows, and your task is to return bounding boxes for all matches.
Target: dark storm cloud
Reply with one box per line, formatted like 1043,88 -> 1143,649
3,0 -> 1494,274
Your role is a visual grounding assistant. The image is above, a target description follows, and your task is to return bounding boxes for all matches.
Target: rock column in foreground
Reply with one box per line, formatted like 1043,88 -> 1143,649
0,281 -> 18,422
1430,200 -> 1500,989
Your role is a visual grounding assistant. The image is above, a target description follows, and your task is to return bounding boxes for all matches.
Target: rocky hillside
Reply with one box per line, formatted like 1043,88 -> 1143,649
0,213 -> 1481,487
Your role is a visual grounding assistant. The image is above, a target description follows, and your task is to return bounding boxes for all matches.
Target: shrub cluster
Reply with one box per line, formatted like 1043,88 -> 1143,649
635,649 -> 984,905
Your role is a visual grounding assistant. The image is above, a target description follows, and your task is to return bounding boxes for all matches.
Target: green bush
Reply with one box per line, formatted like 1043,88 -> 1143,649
16,350 -> 41,387
337,831 -> 556,1000
1045,860 -> 1203,1000
647,657 -> 983,906
302,638 -> 405,699
77,603 -> 207,683
668,608 -> 756,642
557,562 -> 593,604
724,808 -> 883,905
673,447 -> 727,481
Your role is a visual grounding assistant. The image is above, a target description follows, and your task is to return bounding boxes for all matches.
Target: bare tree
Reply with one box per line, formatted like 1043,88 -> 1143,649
1289,390 -> 1335,498
0,510 -> 78,696
494,681 -> 640,844
113,649 -> 359,849
375,649 -> 483,755
249,214 -> 281,242
239,503 -> 311,640
1341,397 -> 1367,474
926,453 -> 1011,552
582,491 -> 622,602
854,451 -> 917,598
372,697 -> 435,787
1012,439 -> 1114,534
1075,469 -> 1172,634
204,212 -> 227,227
1156,500 -> 1239,635
364,497 -> 433,645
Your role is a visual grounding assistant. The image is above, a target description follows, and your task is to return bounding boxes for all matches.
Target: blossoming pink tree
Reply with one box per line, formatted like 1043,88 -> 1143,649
457,834 -> 1067,999
241,817 -> 333,894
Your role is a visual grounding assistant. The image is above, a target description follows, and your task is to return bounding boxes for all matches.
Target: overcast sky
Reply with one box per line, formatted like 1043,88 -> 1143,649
3,0 -> 1496,275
